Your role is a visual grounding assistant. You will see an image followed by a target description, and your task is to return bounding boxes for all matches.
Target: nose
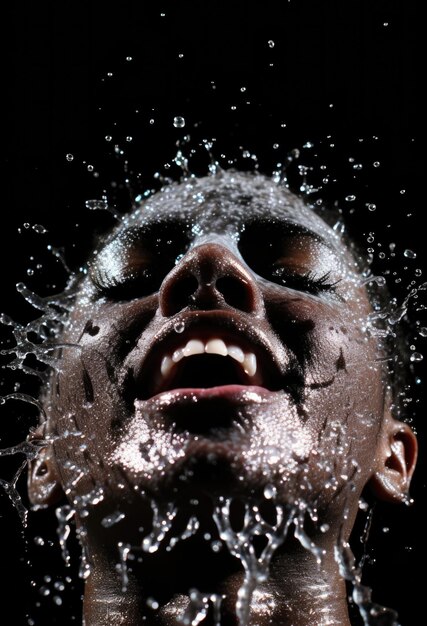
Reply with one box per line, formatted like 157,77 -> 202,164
159,243 -> 264,317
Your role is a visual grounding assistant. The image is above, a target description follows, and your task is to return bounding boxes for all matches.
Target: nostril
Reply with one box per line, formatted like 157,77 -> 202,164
216,276 -> 255,313
164,274 -> 199,315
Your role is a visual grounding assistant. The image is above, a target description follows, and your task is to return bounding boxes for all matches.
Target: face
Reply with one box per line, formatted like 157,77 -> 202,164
45,172 -> 387,541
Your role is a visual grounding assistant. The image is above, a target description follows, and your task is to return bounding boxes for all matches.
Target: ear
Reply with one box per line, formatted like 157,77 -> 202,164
27,426 -> 64,508
369,412 -> 418,504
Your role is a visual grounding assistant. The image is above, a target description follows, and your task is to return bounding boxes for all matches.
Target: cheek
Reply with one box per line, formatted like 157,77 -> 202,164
48,328 -> 129,494
301,317 -> 385,483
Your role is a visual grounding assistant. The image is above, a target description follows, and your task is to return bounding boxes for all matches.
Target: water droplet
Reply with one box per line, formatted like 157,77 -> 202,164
263,484 -> 277,500
404,249 -> 417,259
364,275 -> 386,287
126,136 -> 133,142
240,86 -> 246,92
126,56 -> 133,61
105,135 -> 112,142
34,536 -> 45,546
32,224 -> 47,234
39,586 -> 50,597
366,203 -> 376,211
419,327 -> 427,337
410,352 -> 423,362
173,116 -> 185,128
85,199 -> 108,211
107,72 -> 113,77
211,540 -> 222,553
345,195 -> 356,202
27,269 -> 34,276
174,321 -> 185,334
66,153 -> 74,162
268,39 -> 275,48
144,597 -> 159,611
320,523 -> 330,533
101,511 -> 125,528
373,161 -> 380,167
53,596 -> 63,606
149,119 -> 155,125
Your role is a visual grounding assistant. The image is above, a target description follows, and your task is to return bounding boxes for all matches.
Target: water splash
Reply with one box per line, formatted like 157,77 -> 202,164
168,515 -> 200,549
213,498 -> 295,626
55,505 -> 75,566
1,134 -> 424,624
116,542 -> 132,592
141,501 -> 178,553
0,459 -> 29,524
0,281 -> 78,378
179,590 -> 223,626
335,531 -> 400,626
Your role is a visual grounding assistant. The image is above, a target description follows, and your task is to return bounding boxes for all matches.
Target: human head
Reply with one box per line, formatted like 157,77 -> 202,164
28,170 -> 417,618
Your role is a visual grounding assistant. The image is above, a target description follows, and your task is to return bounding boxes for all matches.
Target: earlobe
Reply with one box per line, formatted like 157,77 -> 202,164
369,415 -> 418,504
27,431 -> 64,508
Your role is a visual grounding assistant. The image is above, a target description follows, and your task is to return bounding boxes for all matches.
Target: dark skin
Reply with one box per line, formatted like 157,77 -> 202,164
29,171 -> 417,625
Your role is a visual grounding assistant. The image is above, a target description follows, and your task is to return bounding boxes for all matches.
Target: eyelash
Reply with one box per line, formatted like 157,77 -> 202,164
271,268 -> 341,296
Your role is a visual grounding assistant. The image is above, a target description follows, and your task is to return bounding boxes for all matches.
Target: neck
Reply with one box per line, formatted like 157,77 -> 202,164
82,546 -> 352,626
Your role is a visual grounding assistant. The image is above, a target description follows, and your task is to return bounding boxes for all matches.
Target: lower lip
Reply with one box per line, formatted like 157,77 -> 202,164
139,385 -> 276,405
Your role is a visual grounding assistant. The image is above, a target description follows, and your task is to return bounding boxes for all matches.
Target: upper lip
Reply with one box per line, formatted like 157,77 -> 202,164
130,311 -> 291,400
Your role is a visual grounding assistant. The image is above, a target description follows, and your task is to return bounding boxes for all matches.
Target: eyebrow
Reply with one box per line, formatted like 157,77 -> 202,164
285,222 -> 338,252
243,219 -> 338,254
111,217 -> 339,257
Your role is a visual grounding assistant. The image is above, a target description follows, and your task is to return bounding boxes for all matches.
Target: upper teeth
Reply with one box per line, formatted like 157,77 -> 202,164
160,338 -> 257,379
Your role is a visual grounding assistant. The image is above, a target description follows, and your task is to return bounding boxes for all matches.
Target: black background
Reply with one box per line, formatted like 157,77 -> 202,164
1,1 -> 426,624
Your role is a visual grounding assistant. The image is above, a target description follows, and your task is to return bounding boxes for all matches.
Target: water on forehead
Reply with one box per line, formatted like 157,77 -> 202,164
121,172 -> 342,249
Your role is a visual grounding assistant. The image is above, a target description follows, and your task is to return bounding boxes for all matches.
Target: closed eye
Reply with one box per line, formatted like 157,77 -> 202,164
271,268 -> 343,298
89,221 -> 192,300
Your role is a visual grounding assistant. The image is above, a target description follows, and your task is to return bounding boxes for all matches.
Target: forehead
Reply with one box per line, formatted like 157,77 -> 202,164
112,172 -> 346,257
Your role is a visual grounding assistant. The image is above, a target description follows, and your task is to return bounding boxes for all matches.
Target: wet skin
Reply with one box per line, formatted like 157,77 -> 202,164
29,172 -> 417,625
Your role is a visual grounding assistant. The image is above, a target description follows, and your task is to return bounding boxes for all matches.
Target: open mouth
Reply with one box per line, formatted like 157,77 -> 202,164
135,328 -> 285,401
